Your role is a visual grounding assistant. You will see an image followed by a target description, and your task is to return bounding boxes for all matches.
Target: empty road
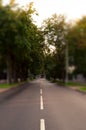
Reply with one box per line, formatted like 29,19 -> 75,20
0,78 -> 86,130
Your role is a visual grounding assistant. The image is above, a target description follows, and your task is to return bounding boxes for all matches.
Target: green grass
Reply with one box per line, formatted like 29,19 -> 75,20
65,81 -> 86,87
65,81 -> 86,92
0,83 -> 19,88
80,87 -> 86,92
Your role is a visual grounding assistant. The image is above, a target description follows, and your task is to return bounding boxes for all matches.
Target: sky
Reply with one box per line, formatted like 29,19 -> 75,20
4,0 -> 86,26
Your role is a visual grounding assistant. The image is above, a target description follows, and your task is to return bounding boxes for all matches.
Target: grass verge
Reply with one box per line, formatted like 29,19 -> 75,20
65,81 -> 86,92
0,83 -> 19,89
80,87 -> 86,92
65,81 -> 86,87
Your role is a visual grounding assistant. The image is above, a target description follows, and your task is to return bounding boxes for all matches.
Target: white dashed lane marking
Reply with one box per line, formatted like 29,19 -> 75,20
40,88 -> 45,130
40,95 -> 44,110
40,119 -> 45,130
40,89 -> 43,95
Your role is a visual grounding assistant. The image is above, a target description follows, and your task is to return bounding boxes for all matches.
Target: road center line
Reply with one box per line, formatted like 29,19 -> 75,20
40,89 -> 43,95
40,95 -> 44,110
40,119 -> 45,130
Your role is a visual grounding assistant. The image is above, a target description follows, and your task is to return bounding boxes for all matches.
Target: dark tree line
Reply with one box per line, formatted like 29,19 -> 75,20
0,0 -> 86,83
0,1 -> 44,83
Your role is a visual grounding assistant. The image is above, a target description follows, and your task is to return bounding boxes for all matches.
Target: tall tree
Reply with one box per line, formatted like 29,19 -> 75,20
0,2 -> 39,83
42,14 -> 67,80
67,16 -> 86,78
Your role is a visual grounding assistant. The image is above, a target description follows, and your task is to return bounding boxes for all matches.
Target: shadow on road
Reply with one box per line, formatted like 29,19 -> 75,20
0,82 -> 30,104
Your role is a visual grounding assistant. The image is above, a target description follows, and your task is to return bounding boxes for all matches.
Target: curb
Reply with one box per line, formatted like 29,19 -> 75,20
67,86 -> 86,94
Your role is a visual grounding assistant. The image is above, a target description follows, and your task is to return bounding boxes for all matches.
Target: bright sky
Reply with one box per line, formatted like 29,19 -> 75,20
4,0 -> 86,26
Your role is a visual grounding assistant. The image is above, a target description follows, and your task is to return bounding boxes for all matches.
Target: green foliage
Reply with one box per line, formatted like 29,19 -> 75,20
42,14 -> 67,80
0,2 -> 44,83
29,28 -> 45,76
0,1 -> 85,84
44,54 -> 56,79
80,87 -> 86,91
67,16 -> 86,77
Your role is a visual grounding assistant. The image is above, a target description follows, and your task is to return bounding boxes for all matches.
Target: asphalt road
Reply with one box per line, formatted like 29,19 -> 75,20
0,78 -> 86,130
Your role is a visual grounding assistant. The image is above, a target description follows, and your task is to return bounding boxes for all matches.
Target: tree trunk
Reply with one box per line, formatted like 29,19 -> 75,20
12,61 -> 18,83
7,54 -> 12,84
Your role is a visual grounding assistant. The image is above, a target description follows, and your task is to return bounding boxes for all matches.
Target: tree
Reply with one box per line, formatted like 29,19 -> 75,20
42,14 -> 67,80
29,28 -> 45,77
0,2 -> 40,83
67,16 -> 86,78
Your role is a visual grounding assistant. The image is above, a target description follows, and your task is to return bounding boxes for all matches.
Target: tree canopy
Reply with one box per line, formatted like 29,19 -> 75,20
0,1 -> 44,83
67,16 -> 86,78
0,0 -> 86,83
42,14 -> 67,80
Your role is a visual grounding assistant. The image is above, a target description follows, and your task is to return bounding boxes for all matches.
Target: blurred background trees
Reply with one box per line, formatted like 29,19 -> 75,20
0,1 -> 44,83
67,16 -> 86,80
0,0 -> 86,83
42,14 -> 67,81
